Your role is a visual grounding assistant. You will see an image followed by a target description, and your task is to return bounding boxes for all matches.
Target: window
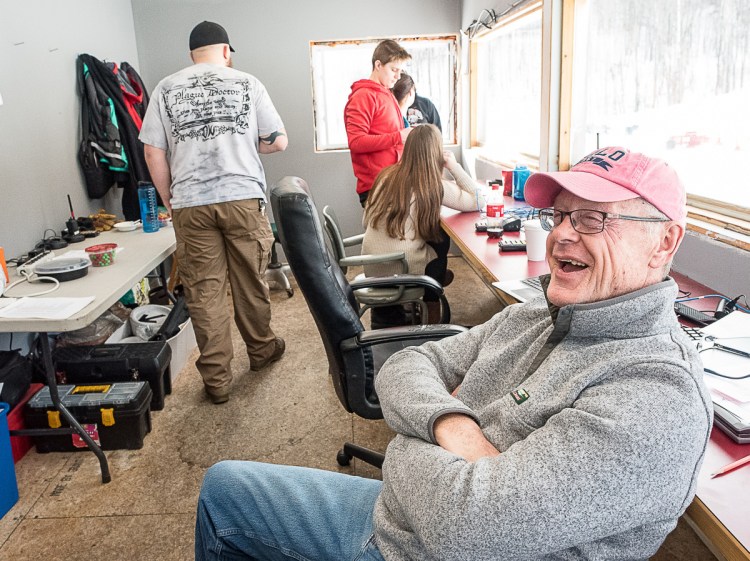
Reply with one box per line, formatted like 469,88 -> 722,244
566,0 -> 750,219
471,3 -> 543,167
310,36 -> 458,152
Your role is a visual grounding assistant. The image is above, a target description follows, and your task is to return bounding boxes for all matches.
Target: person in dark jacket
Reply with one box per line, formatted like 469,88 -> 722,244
407,91 -> 442,131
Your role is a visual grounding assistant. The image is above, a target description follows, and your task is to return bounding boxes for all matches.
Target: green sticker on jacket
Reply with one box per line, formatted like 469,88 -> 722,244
511,388 -> 529,404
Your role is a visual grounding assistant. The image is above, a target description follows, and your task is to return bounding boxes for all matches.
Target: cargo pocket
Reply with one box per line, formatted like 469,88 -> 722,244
257,231 -> 274,275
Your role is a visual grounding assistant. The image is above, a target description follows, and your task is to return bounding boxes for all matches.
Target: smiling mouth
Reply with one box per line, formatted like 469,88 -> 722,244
558,258 -> 588,273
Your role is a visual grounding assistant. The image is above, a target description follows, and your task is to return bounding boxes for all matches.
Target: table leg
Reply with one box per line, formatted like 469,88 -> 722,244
40,333 -> 111,484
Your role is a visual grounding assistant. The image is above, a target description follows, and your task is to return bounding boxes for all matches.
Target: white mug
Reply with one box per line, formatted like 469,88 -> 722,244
523,219 -> 549,262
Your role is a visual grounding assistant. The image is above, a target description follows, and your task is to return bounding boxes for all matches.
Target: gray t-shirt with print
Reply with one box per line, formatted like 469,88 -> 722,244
139,63 -> 284,209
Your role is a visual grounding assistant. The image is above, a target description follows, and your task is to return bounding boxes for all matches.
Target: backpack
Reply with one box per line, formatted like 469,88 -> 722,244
76,55 -> 127,199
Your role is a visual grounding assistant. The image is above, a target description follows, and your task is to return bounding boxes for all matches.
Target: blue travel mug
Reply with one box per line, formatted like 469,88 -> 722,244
513,165 -> 531,201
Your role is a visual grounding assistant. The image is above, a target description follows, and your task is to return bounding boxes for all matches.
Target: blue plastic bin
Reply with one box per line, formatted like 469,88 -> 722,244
0,402 -> 19,519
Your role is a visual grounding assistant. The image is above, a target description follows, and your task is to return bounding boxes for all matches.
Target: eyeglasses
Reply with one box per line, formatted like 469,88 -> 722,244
698,336 -> 750,380
538,208 -> 670,234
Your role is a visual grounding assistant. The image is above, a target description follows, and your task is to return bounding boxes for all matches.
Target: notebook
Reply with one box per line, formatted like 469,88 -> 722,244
682,313 -> 750,444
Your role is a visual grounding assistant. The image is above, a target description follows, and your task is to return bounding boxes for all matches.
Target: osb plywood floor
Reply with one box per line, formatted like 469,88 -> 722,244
0,256 -> 717,561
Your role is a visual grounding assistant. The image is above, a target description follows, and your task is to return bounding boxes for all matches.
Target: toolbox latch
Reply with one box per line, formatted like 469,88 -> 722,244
100,408 -> 115,427
47,410 -> 61,429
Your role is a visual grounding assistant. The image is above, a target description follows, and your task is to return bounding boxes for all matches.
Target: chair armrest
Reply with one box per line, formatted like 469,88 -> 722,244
342,233 -> 365,247
340,252 -> 408,272
350,274 -> 444,296
341,324 -> 468,352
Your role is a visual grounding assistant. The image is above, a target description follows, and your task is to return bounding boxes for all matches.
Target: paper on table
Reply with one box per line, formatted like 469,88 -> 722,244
704,377 -> 750,422
701,310 -> 750,339
697,311 -> 750,402
0,298 -> 17,309
0,296 -> 95,319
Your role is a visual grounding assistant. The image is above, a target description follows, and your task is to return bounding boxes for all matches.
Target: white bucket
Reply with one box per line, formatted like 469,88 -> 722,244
129,305 -> 171,341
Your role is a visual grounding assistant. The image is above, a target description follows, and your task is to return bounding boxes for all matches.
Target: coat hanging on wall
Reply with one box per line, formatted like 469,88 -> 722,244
77,53 -> 153,220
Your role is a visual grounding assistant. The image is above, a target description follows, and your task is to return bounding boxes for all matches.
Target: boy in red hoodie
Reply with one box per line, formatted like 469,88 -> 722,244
345,40 -> 412,206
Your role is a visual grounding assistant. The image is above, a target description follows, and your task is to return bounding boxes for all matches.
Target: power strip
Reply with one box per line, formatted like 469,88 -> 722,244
18,250 -> 56,276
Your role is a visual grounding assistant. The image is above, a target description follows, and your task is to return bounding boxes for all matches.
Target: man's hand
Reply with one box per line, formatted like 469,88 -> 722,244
143,144 -> 173,214
399,127 -> 412,143
433,413 -> 500,462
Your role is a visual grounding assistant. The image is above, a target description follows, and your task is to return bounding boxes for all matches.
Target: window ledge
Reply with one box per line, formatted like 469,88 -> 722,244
686,205 -> 750,252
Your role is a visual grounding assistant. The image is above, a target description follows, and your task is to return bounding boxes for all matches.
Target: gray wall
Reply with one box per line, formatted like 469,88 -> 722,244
130,0 -> 461,241
0,0 -> 139,260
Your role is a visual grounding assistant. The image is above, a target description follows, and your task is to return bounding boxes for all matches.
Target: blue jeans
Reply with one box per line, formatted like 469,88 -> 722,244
195,461 -> 386,561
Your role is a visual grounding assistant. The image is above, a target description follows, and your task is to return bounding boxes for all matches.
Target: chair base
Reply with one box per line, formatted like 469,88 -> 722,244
336,442 -> 384,469
265,263 -> 294,297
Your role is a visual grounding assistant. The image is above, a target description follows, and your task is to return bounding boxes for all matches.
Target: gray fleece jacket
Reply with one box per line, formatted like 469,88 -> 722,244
372,278 -> 712,561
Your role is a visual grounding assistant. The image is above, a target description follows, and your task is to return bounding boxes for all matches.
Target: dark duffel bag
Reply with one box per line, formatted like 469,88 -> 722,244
0,350 -> 33,410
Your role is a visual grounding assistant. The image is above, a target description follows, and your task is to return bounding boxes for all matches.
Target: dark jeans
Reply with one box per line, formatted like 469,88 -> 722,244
424,228 -> 451,302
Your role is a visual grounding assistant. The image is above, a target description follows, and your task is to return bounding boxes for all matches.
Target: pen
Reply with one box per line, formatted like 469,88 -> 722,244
711,453 -> 750,478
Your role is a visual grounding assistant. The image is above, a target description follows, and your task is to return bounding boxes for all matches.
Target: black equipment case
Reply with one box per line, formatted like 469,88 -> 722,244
53,342 -> 171,410
24,382 -> 152,452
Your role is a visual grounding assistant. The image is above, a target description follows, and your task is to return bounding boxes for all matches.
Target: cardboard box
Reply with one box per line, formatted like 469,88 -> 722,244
106,318 -> 196,384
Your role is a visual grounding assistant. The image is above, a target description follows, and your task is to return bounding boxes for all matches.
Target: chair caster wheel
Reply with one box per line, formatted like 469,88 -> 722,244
286,288 -> 294,298
336,449 -> 352,466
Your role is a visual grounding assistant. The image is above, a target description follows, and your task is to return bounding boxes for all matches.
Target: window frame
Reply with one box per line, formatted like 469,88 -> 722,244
309,34 -> 459,153
468,0 -> 545,171
557,0 -> 750,235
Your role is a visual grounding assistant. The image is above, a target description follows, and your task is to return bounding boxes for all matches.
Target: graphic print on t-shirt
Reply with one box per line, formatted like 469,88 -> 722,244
162,71 -> 252,143
406,107 -> 425,127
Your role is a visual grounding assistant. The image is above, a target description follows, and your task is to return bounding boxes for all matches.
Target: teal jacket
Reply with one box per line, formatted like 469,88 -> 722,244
373,278 -> 712,561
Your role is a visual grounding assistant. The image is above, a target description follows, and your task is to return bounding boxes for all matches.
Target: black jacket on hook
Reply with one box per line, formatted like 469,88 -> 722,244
77,53 -> 153,220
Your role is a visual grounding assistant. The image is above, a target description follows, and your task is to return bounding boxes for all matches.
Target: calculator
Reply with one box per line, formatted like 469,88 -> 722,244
499,239 -> 527,252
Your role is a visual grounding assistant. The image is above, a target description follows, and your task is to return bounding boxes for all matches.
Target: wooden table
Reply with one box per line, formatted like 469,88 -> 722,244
441,206 -> 750,561
0,227 -> 176,483
441,205 -> 549,305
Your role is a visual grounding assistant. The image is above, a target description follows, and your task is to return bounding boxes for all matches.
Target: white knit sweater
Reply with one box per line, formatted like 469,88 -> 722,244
362,162 -> 484,277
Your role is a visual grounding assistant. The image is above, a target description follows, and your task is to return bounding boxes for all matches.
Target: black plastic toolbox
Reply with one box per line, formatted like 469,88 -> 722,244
53,342 -> 171,410
24,382 -> 152,452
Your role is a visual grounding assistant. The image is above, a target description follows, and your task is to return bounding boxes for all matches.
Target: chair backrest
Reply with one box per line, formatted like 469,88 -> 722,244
271,177 -> 379,417
321,205 -> 348,270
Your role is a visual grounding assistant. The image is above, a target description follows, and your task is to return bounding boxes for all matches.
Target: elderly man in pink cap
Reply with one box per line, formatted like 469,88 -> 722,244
195,147 -> 711,561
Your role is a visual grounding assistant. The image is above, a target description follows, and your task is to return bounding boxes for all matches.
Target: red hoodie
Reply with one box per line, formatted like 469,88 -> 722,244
344,79 -> 405,195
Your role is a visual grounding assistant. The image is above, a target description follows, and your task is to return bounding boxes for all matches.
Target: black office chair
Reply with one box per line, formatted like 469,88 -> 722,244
265,223 -> 294,297
322,204 -> 434,324
271,176 -> 467,468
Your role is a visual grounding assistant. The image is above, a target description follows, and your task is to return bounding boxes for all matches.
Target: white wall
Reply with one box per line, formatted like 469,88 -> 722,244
0,0 -> 140,260
130,0 -> 461,241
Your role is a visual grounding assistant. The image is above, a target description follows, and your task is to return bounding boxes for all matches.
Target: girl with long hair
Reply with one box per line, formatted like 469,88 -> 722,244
363,124 -> 484,322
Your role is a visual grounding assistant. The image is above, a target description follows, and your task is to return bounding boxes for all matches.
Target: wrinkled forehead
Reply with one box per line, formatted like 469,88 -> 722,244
552,189 -> 647,213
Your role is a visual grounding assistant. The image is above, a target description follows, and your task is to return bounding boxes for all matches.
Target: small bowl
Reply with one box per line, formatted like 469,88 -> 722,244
85,243 -> 118,267
114,221 -> 139,232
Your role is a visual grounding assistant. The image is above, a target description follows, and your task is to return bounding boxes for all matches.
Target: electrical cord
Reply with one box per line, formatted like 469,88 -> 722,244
2,269 -> 60,298
675,294 -> 750,314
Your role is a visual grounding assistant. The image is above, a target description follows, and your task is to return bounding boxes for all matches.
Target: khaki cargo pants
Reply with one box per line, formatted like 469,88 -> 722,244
172,199 -> 277,391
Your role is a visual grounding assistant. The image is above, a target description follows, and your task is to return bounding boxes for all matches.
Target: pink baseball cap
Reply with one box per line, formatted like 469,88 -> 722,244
524,147 -> 686,222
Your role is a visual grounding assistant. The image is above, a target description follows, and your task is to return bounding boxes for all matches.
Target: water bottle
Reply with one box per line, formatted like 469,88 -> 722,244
137,181 -> 160,233
485,184 -> 505,228
513,165 -> 531,201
